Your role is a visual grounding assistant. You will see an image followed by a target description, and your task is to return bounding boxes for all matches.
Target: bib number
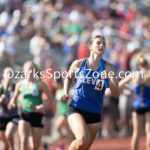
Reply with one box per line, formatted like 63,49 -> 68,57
94,79 -> 104,91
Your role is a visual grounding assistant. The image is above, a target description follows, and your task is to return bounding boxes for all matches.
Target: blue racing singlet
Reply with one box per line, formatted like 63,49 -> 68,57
133,84 -> 150,109
70,58 -> 106,114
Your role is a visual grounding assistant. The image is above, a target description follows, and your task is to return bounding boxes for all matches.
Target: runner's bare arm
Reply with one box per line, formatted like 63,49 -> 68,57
8,82 -> 21,109
61,59 -> 82,102
106,62 -> 120,98
37,80 -> 54,110
64,60 -> 82,95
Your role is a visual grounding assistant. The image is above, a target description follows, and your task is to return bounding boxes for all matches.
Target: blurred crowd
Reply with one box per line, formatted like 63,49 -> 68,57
0,0 -> 150,145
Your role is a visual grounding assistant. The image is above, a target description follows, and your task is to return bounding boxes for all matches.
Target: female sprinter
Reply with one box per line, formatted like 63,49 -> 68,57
8,61 -> 53,150
61,35 -> 120,150
119,53 -> 150,150
0,67 -> 19,150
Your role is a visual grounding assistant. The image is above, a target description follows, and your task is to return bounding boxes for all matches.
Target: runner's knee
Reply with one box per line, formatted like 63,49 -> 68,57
76,135 -> 91,150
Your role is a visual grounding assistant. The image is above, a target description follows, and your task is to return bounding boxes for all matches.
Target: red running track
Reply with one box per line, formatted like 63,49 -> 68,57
41,136 -> 146,150
90,136 -> 145,150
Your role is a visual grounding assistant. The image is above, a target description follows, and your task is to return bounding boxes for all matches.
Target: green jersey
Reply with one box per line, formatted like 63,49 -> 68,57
20,81 -> 42,112
55,89 -> 68,115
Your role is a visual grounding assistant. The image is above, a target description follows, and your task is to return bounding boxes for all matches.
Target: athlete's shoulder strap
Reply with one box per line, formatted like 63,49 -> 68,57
74,58 -> 87,79
102,59 -> 106,68
80,58 -> 87,67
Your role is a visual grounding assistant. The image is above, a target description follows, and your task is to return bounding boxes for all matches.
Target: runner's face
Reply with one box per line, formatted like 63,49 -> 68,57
24,63 -> 34,76
90,37 -> 106,56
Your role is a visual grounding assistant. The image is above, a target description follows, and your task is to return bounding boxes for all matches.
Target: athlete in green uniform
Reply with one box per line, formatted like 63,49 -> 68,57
20,81 -> 43,113
0,67 -> 19,150
8,61 -> 53,150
